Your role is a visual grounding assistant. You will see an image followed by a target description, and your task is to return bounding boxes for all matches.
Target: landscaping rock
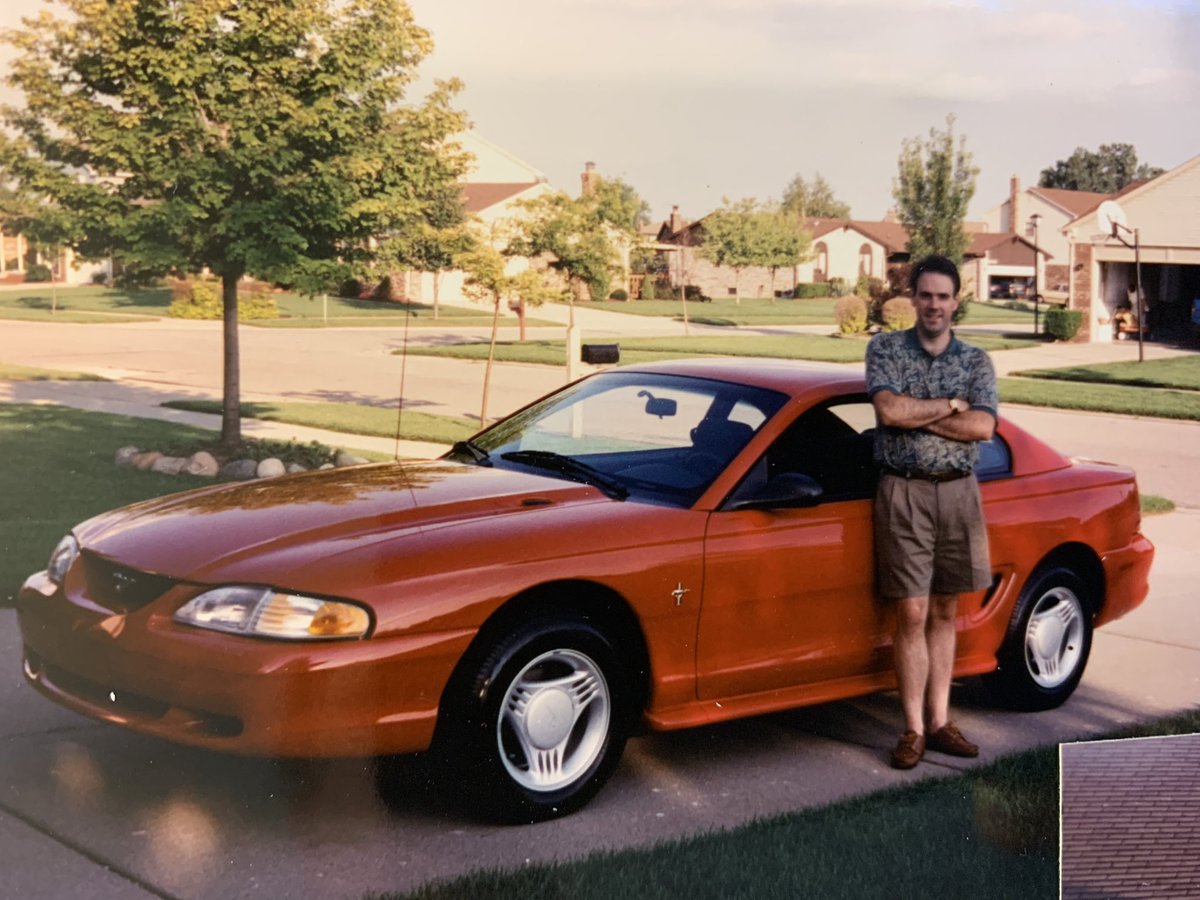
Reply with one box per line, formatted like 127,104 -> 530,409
185,451 -> 220,477
133,451 -> 163,471
318,463 -> 335,470
150,456 -> 188,475
256,458 -> 286,479
285,463 -> 308,474
115,446 -> 140,467
335,451 -> 368,467
220,459 -> 258,481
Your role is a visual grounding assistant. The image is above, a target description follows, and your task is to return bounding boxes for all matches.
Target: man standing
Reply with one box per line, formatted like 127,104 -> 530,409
866,255 -> 998,769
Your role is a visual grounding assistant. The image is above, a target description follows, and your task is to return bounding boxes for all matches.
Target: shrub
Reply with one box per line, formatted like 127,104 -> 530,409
684,285 -> 710,302
609,288 -> 628,301
639,278 -> 656,301
338,277 -> 364,299
834,295 -> 869,334
24,263 -> 52,282
827,276 -> 849,297
90,270 -> 109,286
1045,307 -> 1083,341
793,282 -> 832,299
372,275 -> 396,301
167,279 -> 279,320
854,272 -> 871,298
954,290 -> 973,324
880,296 -> 916,331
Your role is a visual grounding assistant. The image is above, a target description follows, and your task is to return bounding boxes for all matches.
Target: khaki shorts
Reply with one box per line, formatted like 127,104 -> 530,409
874,472 -> 991,599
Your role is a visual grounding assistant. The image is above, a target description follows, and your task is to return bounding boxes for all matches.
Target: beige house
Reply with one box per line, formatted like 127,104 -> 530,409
982,177 -> 1111,292
1063,153 -> 1200,342
409,131 -> 556,307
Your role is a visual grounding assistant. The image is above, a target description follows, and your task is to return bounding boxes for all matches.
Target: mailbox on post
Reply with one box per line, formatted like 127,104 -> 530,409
581,343 -> 620,365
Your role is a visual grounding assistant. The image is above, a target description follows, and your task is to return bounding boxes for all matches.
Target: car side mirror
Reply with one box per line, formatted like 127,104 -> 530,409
725,472 -> 824,511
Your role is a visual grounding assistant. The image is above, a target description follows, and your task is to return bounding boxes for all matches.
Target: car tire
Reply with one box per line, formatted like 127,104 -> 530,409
983,567 -> 1094,711
442,616 -> 631,823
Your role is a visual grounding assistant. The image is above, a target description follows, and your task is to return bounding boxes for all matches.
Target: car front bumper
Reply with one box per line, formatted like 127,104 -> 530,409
17,571 -> 473,758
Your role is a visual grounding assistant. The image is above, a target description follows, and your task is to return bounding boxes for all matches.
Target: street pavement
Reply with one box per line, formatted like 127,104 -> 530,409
1,312 -> 1198,898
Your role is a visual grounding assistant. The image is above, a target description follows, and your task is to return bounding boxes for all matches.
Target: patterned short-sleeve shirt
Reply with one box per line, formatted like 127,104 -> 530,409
865,328 -> 998,473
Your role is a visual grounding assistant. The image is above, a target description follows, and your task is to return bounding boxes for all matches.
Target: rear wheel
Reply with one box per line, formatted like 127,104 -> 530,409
984,567 -> 1094,711
440,616 -> 631,823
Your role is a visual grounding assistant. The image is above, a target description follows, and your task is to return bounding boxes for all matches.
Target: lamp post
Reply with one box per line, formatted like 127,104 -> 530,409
1027,213 -> 1041,336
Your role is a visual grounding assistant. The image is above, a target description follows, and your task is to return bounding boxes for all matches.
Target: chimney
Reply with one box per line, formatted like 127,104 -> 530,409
669,204 -> 682,233
1009,176 -> 1021,233
581,161 -> 598,196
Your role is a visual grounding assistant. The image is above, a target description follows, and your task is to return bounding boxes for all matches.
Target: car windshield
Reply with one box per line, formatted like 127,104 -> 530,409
453,371 -> 788,507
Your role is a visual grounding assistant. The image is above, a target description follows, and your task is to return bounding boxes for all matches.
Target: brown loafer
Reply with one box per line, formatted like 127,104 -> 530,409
890,731 -> 925,769
926,723 -> 979,758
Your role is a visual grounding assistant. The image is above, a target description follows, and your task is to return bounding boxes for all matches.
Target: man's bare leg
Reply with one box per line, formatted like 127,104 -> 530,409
894,595 -> 931,735
924,593 -> 959,732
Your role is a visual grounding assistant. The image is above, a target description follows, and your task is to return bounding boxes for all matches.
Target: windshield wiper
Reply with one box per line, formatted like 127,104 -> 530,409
500,450 -> 629,501
451,440 -> 492,467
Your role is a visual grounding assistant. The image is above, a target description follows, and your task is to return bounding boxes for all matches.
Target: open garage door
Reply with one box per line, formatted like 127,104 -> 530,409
1100,261 -> 1200,342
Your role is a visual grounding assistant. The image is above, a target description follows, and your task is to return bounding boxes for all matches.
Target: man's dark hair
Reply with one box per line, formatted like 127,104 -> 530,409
909,255 -> 961,296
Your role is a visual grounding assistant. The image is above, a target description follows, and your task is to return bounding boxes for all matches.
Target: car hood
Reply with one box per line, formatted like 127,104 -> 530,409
74,461 -> 607,585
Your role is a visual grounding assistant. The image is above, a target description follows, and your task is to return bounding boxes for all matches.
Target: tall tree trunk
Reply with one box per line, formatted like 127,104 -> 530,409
480,291 -> 501,428
432,270 -> 441,320
769,268 -> 777,304
221,272 -> 242,448
734,268 -> 742,304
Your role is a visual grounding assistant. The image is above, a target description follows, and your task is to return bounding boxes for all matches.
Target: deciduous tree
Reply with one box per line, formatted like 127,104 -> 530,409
781,173 -> 851,220
459,238 -> 562,426
0,0 -> 467,446
892,115 -> 979,266
1038,144 -> 1164,193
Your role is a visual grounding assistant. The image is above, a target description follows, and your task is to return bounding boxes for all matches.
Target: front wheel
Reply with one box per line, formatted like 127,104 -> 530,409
441,617 -> 632,823
983,567 -> 1094,711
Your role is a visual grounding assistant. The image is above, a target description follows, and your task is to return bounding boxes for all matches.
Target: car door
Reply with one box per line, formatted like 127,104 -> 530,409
695,398 -> 890,700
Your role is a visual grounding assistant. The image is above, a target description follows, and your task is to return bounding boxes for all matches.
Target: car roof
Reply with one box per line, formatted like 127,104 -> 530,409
614,357 -> 867,398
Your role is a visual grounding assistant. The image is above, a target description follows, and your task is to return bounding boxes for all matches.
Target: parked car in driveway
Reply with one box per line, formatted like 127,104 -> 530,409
15,360 -> 1154,822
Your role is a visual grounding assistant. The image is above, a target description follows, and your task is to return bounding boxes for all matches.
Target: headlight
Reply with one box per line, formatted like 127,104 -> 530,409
174,586 -> 371,641
47,535 -> 80,586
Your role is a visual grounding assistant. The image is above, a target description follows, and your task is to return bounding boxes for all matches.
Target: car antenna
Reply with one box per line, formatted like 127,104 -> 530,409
393,298 -> 416,460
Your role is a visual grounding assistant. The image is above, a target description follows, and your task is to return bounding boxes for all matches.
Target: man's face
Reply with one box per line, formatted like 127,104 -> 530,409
911,271 -> 959,339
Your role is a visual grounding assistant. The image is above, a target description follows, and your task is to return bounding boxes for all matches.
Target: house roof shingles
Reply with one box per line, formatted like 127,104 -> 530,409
1061,735 -> 1200,899
461,182 -> 541,213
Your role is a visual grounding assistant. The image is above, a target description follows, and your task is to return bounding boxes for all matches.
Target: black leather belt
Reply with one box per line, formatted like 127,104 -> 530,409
882,466 -> 971,484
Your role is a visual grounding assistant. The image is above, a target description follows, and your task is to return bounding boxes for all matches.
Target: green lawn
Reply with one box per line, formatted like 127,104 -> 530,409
393,712 -> 1200,900
163,399 -> 477,444
1012,356 -> 1200,391
565,297 -> 1035,327
999,377 -> 1200,421
0,284 -> 550,328
0,361 -> 106,381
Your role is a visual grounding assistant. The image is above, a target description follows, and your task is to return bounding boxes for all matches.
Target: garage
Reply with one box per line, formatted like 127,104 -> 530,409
1063,153 -> 1200,344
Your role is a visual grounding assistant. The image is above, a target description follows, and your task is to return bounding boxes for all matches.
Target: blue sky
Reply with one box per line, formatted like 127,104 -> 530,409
4,0 -> 1197,224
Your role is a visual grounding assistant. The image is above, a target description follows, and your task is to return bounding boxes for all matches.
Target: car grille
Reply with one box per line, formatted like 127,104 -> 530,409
80,552 -> 177,613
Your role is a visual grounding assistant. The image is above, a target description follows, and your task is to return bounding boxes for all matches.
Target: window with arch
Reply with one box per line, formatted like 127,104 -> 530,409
815,242 -> 828,279
858,244 -> 873,277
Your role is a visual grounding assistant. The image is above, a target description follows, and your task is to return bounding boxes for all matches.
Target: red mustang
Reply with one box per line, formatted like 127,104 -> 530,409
16,360 -> 1154,821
